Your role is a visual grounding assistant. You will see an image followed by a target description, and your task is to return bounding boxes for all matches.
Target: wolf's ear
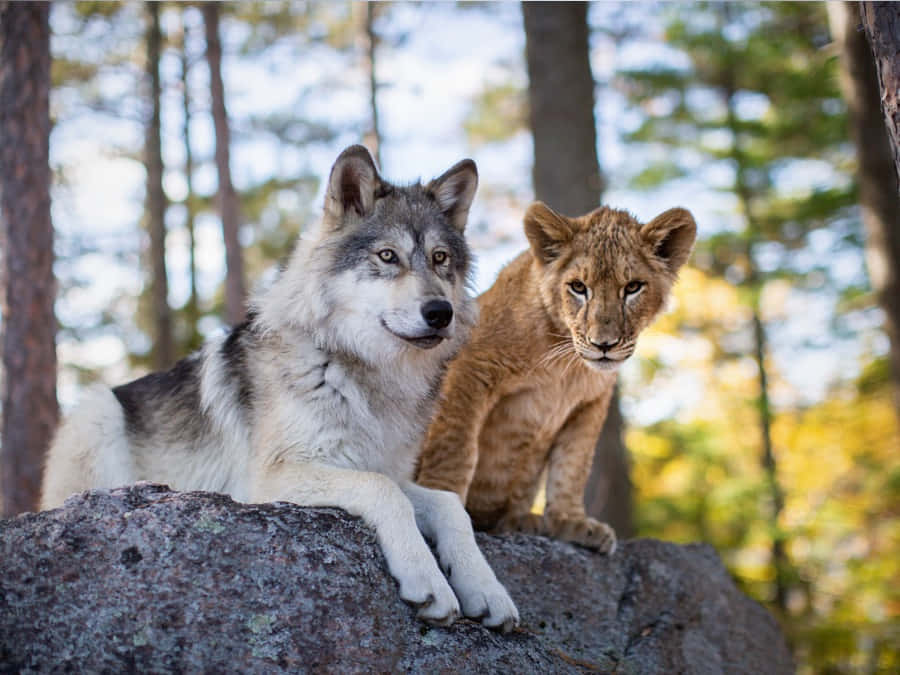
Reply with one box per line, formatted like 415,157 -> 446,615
324,145 -> 381,226
523,201 -> 575,265
641,207 -> 697,274
426,159 -> 478,232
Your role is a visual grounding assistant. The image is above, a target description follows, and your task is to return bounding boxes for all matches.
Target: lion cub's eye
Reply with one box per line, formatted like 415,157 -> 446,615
377,249 -> 399,264
432,250 -> 448,265
569,280 -> 588,295
624,280 -> 644,295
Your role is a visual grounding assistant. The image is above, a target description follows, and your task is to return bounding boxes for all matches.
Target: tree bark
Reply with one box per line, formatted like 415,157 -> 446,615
722,54 -> 789,611
180,12 -> 202,353
583,385 -> 632,536
522,2 -> 631,537
364,2 -> 382,168
0,1 -> 59,516
202,1 -> 246,326
835,3 -> 900,418
145,2 -> 174,370
860,2 -> 900,187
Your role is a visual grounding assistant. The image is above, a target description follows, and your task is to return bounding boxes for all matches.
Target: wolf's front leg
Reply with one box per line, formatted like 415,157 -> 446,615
402,482 -> 519,633
253,462 -> 460,626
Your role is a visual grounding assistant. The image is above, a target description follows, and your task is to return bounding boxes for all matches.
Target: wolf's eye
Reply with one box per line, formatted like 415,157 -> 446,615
624,280 -> 644,295
432,250 -> 448,265
377,249 -> 398,264
569,280 -> 587,295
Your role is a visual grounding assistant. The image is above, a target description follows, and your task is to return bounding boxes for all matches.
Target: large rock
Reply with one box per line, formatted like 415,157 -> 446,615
0,484 -> 792,674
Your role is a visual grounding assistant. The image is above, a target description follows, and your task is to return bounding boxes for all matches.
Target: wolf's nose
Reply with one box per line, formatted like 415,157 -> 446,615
422,300 -> 453,329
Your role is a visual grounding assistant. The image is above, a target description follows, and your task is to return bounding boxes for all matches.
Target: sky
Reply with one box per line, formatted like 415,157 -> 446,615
43,2 -> 876,424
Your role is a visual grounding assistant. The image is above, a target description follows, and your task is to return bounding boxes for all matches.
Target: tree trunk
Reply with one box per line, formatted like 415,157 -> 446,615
180,12 -> 202,353
860,2 -> 900,186
722,58 -> 789,611
364,2 -> 382,168
522,1 -> 631,537
202,1 -> 246,326
0,1 -> 59,516
145,2 -> 173,370
751,303 -> 788,612
832,3 -> 900,419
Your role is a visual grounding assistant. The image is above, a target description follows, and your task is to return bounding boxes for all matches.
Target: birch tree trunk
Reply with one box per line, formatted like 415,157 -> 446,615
522,1 -> 632,537
0,0 -> 59,516
202,2 -> 246,326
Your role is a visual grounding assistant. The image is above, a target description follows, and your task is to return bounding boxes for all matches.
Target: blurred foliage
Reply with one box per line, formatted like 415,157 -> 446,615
42,2 -> 899,672
619,3 -> 898,672
464,81 -> 527,146
631,269 -> 900,672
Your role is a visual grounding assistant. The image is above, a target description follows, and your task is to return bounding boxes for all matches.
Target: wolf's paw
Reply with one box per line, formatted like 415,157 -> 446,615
463,581 -> 520,633
548,515 -> 617,553
495,512 -> 546,536
396,561 -> 460,626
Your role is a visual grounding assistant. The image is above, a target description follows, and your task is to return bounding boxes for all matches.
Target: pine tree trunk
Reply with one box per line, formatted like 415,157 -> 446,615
364,2 -> 382,168
522,1 -> 632,537
202,1 -> 246,326
860,2 -> 900,186
181,13 -> 202,353
0,1 -> 59,516
751,303 -> 788,612
722,57 -> 789,611
830,1 -> 900,422
145,2 -> 173,370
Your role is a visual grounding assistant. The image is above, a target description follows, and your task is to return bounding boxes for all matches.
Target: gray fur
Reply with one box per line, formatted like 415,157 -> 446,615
41,145 -> 518,632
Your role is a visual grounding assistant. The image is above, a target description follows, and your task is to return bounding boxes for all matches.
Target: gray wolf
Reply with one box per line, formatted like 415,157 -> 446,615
41,145 -> 519,630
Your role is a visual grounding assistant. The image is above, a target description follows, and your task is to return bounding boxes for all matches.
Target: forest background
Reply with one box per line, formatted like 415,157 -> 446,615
1,2 -> 898,673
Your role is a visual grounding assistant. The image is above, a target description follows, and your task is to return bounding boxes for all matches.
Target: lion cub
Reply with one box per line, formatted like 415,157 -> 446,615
416,201 -> 696,552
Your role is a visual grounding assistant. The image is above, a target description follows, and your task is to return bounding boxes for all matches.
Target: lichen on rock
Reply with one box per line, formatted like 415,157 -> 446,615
0,484 -> 793,673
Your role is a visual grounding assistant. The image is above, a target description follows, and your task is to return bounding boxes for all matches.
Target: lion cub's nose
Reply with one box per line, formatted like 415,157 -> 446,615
589,337 -> 620,352
422,299 -> 453,329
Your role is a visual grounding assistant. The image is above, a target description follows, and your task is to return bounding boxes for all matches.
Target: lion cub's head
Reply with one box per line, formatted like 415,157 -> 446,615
524,202 -> 697,372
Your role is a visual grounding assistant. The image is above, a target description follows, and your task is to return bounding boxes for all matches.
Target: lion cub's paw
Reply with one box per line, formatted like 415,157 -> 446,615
495,512 -> 546,536
547,515 -> 617,554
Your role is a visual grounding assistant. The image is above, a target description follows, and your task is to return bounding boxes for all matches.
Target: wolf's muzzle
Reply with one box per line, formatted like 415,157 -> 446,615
421,300 -> 453,330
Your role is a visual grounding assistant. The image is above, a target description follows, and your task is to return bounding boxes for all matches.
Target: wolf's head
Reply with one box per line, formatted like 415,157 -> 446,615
261,145 -> 479,364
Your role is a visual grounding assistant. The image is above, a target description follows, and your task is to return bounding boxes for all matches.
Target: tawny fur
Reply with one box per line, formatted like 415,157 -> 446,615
417,202 -> 696,552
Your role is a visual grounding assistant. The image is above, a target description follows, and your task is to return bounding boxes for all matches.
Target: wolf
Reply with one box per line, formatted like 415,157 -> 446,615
41,145 -> 519,631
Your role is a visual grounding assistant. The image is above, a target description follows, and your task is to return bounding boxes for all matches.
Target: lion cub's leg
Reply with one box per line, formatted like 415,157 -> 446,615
542,397 -> 617,554
493,469 -> 547,536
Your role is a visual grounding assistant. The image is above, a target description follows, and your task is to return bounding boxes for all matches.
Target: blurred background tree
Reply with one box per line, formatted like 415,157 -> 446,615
0,2 -> 897,672
522,0 -> 632,538
0,1 -> 58,516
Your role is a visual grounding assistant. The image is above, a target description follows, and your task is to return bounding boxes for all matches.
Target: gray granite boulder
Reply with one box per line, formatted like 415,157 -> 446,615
0,484 -> 792,673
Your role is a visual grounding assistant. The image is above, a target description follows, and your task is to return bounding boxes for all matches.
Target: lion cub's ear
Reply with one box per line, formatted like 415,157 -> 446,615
524,201 -> 576,264
324,145 -> 382,228
641,207 -> 697,274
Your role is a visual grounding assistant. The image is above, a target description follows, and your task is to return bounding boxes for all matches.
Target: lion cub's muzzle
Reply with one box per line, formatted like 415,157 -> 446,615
576,334 -> 633,370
